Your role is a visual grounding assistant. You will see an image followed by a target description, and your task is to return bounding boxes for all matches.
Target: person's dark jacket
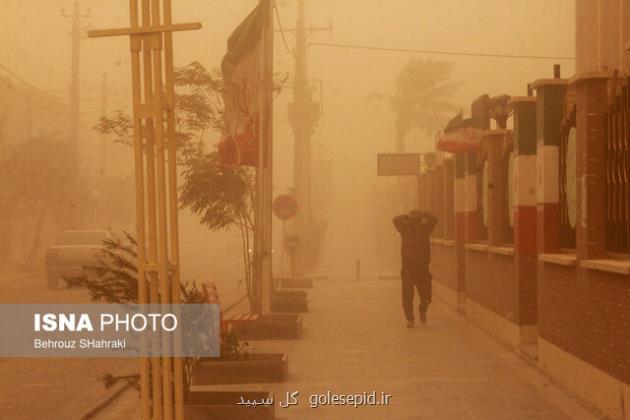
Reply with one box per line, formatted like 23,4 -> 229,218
393,212 -> 438,265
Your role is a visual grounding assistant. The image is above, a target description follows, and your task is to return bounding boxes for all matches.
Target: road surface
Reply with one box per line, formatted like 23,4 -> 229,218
0,272 -> 134,420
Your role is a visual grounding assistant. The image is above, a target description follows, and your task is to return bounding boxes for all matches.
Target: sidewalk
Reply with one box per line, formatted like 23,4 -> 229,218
99,278 -> 599,419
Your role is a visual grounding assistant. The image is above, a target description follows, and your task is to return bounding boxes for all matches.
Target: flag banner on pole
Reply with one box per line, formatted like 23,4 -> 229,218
436,111 -> 486,153
218,3 -> 268,166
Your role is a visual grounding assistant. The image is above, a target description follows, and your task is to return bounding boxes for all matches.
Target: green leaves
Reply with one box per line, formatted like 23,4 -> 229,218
93,111 -> 133,146
179,152 -> 254,232
64,232 -> 138,304
64,231 -> 208,305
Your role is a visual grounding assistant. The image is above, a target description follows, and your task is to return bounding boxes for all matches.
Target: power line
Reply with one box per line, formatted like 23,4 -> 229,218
0,77 -> 69,115
0,63 -> 67,101
308,42 -> 575,61
273,1 -> 294,54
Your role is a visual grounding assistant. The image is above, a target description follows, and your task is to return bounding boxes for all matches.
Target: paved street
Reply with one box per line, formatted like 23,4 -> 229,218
0,272 -> 132,420
0,271 -> 249,420
0,272 -> 89,304
103,278 -> 598,420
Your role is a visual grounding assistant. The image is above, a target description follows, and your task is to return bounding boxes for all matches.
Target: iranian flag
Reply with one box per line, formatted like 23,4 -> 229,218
436,111 -> 486,153
218,2 -> 269,166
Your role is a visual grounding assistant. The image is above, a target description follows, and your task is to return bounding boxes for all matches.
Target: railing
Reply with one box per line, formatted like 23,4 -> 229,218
605,78 -> 630,255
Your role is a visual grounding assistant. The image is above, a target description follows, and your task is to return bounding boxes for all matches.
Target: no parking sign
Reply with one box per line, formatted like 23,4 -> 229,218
273,194 -> 298,220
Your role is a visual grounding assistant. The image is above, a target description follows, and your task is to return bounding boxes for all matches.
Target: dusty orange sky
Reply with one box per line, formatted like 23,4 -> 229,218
1,0 -> 575,276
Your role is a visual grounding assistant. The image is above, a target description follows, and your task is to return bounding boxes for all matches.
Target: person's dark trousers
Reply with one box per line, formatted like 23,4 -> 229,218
401,260 -> 432,321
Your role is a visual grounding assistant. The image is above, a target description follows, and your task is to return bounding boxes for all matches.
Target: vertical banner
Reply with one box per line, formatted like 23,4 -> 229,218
219,2 -> 266,166
220,0 -> 273,313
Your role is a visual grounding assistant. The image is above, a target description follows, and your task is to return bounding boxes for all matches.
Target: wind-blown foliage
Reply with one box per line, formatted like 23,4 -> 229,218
64,232 -> 246,400
65,232 -> 138,303
179,152 -> 256,307
94,61 -> 225,163
93,61 -> 268,310
180,153 -> 254,231
175,61 -> 226,136
391,59 -> 460,151
93,111 -> 133,146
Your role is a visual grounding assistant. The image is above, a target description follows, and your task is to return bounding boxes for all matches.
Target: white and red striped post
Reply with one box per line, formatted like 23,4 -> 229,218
531,78 -> 569,253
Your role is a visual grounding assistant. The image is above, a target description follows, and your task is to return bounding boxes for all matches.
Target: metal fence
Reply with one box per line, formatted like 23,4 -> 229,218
605,78 -> 630,255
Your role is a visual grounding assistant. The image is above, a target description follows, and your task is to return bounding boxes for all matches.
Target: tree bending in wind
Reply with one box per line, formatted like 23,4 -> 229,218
94,62 -> 256,308
391,59 -> 460,152
94,61 -> 286,311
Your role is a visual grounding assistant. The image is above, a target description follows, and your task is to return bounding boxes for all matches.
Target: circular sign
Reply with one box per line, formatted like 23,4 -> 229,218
273,194 -> 298,220
565,127 -> 578,229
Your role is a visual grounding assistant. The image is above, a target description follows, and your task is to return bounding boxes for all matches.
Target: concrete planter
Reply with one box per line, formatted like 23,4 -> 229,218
193,353 -> 288,385
270,289 -> 308,313
185,391 -> 275,420
273,289 -> 307,299
229,314 -> 303,340
277,277 -> 314,288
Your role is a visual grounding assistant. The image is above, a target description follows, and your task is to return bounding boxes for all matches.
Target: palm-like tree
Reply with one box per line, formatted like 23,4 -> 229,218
391,59 -> 460,152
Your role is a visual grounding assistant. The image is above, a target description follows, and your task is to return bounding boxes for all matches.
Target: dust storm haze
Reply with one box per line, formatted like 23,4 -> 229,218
0,0 -> 574,282
7,1 -> 626,420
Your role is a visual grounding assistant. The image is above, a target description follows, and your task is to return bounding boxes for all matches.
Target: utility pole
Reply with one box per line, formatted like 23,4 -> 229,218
286,0 -> 329,276
61,2 -> 90,224
62,1 -> 90,156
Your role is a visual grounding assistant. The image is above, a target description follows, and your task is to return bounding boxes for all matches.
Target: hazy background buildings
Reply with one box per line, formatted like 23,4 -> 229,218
0,0 -> 575,284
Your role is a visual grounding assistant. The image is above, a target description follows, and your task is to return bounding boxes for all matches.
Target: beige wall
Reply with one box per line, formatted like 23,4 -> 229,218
576,0 -> 630,74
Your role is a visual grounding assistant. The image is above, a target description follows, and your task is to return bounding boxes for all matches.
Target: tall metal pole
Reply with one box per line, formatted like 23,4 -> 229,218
126,3 -> 151,414
88,3 -> 200,418
254,0 -> 275,314
70,1 -> 80,152
162,1 -> 186,416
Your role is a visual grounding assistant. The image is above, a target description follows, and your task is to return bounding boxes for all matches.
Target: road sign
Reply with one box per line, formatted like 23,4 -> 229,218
273,194 -> 298,220
377,153 -> 420,176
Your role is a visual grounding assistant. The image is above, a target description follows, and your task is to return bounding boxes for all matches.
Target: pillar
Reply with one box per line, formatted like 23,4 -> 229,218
574,73 -> 609,260
511,96 -> 538,333
532,78 -> 568,253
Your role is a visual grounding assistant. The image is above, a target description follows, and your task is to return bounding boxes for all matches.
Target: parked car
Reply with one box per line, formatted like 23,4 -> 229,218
44,230 -> 111,289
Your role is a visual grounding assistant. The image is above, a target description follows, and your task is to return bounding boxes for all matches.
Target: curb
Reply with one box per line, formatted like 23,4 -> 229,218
1,272 -> 42,282
79,381 -> 133,420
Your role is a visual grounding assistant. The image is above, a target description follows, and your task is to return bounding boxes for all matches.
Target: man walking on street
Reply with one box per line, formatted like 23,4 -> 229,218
393,210 -> 438,327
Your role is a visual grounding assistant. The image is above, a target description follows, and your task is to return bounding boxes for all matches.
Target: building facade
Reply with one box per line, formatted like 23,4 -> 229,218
421,4 -> 630,416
